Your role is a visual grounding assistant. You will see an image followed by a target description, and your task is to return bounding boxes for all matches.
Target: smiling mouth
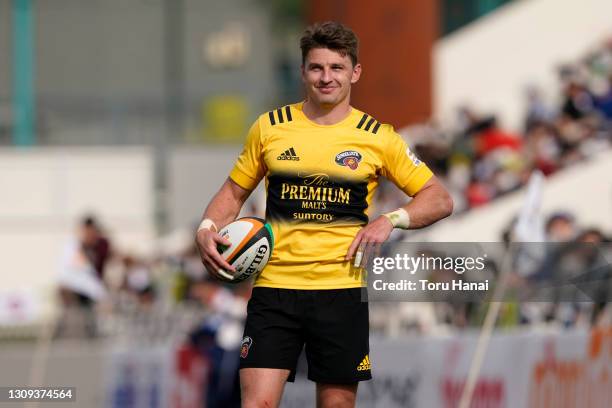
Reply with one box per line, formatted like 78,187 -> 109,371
317,86 -> 336,93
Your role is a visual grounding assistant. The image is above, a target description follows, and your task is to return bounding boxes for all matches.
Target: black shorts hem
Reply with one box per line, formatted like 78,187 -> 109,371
307,374 -> 372,384
239,364 -> 297,383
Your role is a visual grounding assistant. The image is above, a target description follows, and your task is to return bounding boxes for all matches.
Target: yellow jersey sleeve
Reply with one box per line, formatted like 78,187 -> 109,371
380,125 -> 433,196
229,119 -> 265,191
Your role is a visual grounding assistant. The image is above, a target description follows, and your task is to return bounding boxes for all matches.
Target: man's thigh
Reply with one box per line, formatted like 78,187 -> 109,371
240,368 -> 291,408
316,383 -> 358,408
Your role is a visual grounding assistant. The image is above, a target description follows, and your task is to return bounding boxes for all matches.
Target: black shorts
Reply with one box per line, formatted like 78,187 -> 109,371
239,287 -> 371,384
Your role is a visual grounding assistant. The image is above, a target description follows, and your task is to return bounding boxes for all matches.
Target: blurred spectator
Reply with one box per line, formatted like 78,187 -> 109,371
56,215 -> 111,337
473,116 -> 522,157
524,123 -> 562,175
80,216 -> 112,280
170,240 -> 207,303
465,176 -> 495,207
189,277 -> 250,408
593,76 -> 612,120
121,255 -> 155,306
545,212 -> 577,242
524,85 -> 555,132
574,228 -> 611,325
576,228 -> 608,243
58,215 -> 111,303
561,81 -> 595,120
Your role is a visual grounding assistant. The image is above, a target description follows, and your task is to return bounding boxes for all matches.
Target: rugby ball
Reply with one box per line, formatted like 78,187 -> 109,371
215,217 -> 274,283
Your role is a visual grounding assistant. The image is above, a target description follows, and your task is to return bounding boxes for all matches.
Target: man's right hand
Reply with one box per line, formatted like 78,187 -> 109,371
195,229 -> 236,280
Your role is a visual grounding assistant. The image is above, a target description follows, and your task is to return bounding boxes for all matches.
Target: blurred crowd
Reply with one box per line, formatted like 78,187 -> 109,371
395,38 -> 612,212
366,39 -> 612,334
387,211 -> 612,335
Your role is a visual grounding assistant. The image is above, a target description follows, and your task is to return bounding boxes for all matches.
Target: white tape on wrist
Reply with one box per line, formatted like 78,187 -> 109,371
197,218 -> 218,233
382,208 -> 411,229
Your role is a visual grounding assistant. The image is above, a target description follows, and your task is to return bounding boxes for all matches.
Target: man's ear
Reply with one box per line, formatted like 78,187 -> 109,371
351,63 -> 362,84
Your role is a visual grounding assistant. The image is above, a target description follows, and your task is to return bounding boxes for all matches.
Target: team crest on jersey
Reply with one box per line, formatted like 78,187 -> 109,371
335,150 -> 362,170
240,336 -> 253,358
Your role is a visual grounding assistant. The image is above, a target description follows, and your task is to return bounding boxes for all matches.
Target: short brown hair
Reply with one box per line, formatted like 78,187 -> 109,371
300,21 -> 359,66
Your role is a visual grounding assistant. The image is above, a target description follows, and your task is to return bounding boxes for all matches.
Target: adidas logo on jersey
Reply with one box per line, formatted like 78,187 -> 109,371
357,354 -> 371,371
277,147 -> 300,161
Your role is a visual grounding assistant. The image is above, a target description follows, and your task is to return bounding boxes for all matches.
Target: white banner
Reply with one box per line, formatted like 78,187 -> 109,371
105,343 -> 174,408
99,328 -> 610,407
281,328 -> 612,408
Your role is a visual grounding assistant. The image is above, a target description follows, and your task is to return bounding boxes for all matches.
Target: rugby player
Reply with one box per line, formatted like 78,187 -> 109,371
196,21 -> 453,408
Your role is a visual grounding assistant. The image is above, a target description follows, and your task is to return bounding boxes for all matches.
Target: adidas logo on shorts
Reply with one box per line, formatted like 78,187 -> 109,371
357,354 -> 371,371
277,147 -> 300,161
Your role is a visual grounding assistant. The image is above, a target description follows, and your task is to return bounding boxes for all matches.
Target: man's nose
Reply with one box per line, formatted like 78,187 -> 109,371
320,67 -> 332,82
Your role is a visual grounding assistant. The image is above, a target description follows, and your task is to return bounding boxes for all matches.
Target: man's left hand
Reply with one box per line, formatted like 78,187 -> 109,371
346,215 -> 394,267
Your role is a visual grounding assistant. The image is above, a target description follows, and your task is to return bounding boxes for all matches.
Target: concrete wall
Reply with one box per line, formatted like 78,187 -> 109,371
168,146 -> 266,230
0,147 -> 155,292
168,146 -> 239,229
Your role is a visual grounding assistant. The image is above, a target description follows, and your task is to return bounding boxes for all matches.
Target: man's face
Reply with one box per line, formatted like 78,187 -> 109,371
547,218 -> 576,242
301,47 -> 361,108
79,225 -> 99,246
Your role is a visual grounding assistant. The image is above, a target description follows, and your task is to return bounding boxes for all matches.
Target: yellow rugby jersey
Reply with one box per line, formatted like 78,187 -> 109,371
229,102 -> 433,289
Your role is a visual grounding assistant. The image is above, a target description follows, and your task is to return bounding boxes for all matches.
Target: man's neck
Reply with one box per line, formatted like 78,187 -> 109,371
302,99 -> 352,125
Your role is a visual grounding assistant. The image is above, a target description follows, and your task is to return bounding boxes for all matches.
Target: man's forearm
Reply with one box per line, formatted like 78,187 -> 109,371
202,178 -> 252,229
401,182 -> 453,229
